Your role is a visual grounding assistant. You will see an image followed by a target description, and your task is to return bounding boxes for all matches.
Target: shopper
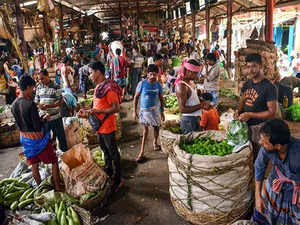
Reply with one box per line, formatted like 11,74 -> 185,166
133,64 -> 165,163
78,61 -> 122,192
11,75 -> 63,191
35,69 -> 68,152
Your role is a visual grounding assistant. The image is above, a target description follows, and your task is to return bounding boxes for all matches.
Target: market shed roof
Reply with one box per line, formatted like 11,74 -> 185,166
3,0 -> 300,25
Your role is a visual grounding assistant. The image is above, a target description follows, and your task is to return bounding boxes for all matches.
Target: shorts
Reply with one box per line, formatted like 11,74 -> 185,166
26,141 -> 58,165
180,116 -> 200,134
114,77 -> 126,87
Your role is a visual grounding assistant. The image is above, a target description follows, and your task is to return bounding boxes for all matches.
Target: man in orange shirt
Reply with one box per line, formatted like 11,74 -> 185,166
199,93 -> 219,131
78,61 -> 122,192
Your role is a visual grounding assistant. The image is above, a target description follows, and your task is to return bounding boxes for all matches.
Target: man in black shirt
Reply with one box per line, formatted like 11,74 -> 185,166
11,76 -> 63,191
235,54 -> 277,156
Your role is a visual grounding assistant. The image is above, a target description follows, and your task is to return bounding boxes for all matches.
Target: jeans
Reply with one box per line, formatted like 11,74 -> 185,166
44,117 -> 68,152
180,116 -> 201,134
97,132 -> 121,184
131,68 -> 142,96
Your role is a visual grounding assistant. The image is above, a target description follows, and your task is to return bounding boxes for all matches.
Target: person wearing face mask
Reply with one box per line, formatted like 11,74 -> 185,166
133,64 -> 165,163
175,59 -> 204,134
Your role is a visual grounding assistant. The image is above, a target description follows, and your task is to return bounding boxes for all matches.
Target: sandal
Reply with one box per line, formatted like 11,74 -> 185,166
136,156 -> 148,163
153,144 -> 161,151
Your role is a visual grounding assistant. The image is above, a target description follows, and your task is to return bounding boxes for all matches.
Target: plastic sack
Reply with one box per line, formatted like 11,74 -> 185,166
61,144 -> 108,198
226,120 -> 248,146
110,41 -> 124,57
64,118 -> 81,149
219,110 -> 234,131
287,104 -> 300,121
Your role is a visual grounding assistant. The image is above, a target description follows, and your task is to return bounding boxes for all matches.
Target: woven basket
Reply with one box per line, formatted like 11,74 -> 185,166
115,113 -> 122,141
171,197 -> 251,225
80,180 -> 111,210
161,120 -> 180,155
72,204 -> 92,225
169,131 -> 253,225
0,124 -> 20,148
86,132 -> 98,145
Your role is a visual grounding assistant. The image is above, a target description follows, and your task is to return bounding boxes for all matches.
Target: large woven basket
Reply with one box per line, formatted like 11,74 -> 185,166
161,120 -> 180,155
0,124 -> 20,148
169,131 -> 253,225
171,197 -> 251,225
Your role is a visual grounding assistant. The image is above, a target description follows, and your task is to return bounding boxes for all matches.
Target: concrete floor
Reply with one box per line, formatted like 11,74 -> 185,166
0,101 -> 190,225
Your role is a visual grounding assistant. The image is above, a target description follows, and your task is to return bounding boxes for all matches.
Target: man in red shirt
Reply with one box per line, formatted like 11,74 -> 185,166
199,93 -> 220,131
78,61 -> 122,192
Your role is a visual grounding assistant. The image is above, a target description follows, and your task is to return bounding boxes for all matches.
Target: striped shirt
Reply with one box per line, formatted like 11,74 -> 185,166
35,81 -> 62,121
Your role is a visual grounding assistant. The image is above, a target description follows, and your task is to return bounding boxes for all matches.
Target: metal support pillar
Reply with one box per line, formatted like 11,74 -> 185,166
192,12 -> 196,40
266,0 -> 274,42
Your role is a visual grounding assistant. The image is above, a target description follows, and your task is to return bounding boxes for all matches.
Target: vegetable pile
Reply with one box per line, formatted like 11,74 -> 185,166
165,95 -> 179,109
79,98 -> 93,108
181,138 -> 234,156
226,120 -> 248,146
167,125 -> 182,134
93,150 -> 105,167
287,104 -> 300,121
219,88 -> 238,99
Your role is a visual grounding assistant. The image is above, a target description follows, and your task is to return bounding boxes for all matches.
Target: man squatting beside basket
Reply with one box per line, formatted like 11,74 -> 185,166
175,59 -> 204,134
78,61 -> 122,192
11,75 -> 63,192
133,64 -> 165,163
255,119 -> 300,225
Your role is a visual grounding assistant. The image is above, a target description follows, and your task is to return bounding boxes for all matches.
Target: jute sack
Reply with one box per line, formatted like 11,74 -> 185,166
161,120 -> 180,154
61,144 -> 108,198
168,130 -> 253,225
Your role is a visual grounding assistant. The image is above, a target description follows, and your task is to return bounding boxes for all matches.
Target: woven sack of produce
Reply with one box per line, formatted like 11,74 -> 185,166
61,144 -> 108,199
64,117 -> 82,149
0,123 -> 20,148
168,130 -> 253,225
161,120 -> 181,154
115,112 -> 122,141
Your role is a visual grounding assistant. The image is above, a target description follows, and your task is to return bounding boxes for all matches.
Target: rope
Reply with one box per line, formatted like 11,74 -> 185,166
168,133 -> 254,225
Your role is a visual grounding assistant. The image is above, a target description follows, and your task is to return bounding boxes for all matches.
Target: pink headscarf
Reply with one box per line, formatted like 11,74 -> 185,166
175,59 -> 203,85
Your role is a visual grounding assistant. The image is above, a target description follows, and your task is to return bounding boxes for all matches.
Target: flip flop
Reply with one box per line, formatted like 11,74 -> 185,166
153,145 -> 161,151
136,156 -> 148,163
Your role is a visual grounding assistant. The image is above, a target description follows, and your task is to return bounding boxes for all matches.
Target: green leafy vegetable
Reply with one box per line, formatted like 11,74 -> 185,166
164,95 -> 179,109
287,104 -> 300,121
181,138 -> 234,156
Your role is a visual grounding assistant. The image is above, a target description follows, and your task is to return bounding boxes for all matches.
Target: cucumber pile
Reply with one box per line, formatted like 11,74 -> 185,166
165,95 -> 179,109
181,138 -> 234,156
0,178 -> 34,210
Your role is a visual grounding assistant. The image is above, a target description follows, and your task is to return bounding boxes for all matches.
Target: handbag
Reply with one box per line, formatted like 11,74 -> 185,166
88,113 -> 110,131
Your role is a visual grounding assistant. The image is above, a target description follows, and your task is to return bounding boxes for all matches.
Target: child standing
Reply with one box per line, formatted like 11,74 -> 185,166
199,93 -> 219,131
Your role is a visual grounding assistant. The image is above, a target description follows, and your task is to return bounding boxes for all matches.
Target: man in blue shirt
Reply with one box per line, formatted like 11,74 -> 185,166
255,119 -> 300,225
133,64 -> 165,163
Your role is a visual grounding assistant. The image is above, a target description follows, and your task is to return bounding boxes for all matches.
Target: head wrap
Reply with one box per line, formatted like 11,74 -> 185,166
175,59 -> 203,85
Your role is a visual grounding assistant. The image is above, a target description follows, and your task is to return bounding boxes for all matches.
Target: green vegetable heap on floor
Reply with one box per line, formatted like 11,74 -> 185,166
181,138 -> 234,156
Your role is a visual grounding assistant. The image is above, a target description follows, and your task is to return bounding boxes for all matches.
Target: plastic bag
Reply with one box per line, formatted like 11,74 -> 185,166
219,111 -> 234,131
287,104 -> 300,121
226,120 -> 248,146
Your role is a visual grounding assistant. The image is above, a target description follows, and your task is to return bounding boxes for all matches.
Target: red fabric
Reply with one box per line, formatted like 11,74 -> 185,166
39,55 -> 46,69
93,90 -> 118,134
26,141 -> 58,165
118,56 -> 127,78
95,79 -> 122,104
104,45 -> 108,54
200,107 -> 219,130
